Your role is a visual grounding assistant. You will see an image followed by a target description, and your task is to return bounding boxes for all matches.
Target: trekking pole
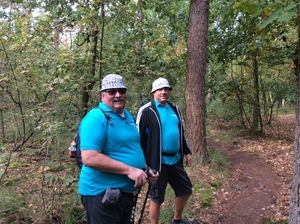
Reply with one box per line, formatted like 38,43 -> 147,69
138,182 -> 151,224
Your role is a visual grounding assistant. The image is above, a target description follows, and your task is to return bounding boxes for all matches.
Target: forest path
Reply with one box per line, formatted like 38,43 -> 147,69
204,138 -> 282,224
201,115 -> 293,224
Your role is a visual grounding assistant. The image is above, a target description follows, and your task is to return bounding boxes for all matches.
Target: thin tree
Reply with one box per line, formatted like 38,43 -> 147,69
185,0 -> 209,163
289,0 -> 300,222
81,1 -> 102,117
251,55 -> 263,132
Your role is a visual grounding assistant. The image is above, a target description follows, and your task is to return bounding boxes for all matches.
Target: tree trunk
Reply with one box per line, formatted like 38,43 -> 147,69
98,0 -> 105,90
81,4 -> 101,117
289,0 -> 300,222
81,26 -> 98,117
251,55 -> 262,132
185,0 -> 209,163
134,0 -> 143,108
237,62 -> 244,127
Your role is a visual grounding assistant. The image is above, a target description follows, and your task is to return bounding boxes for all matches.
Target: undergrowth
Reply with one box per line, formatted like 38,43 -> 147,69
0,123 -> 231,224
0,143 -> 228,224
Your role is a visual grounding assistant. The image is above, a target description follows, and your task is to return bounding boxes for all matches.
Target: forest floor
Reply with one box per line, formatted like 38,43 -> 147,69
135,114 -> 293,224
0,114 -> 294,224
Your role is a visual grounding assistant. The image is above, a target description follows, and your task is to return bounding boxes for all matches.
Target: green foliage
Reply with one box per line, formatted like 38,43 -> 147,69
8,161 -> 19,168
199,188 -> 213,208
0,151 -> 9,164
206,149 -> 227,168
259,2 -> 299,30
0,142 -> 83,222
233,1 -> 259,14
262,219 -> 288,224
208,0 -> 297,129
193,182 -> 206,191
193,181 -> 222,208
164,184 -> 174,199
210,129 -> 234,143
159,206 -> 174,223
207,98 -> 240,123
276,105 -> 295,115
60,195 -> 86,224
210,181 -> 222,189
0,187 -> 26,218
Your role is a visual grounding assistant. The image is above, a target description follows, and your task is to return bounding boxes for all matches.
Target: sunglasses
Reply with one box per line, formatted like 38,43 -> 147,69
105,89 -> 127,95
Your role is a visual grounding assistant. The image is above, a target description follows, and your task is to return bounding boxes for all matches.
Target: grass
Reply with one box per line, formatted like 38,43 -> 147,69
199,188 -> 213,208
206,124 -> 238,144
160,206 -> 174,223
0,187 -> 26,218
0,136 -> 85,223
276,106 -> 295,115
262,219 -> 288,224
205,149 -> 228,175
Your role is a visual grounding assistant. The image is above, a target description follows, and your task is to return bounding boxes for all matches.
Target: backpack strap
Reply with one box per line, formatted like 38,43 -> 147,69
98,107 -> 113,125
73,107 -> 112,169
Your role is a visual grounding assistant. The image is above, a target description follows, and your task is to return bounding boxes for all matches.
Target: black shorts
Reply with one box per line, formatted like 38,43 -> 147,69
150,161 -> 193,204
81,192 -> 135,224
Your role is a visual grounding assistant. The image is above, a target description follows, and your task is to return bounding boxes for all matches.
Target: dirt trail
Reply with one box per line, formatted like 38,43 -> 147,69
205,138 -> 282,224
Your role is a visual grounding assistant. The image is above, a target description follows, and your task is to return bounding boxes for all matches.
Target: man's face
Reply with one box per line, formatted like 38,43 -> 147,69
153,87 -> 170,105
101,88 -> 127,113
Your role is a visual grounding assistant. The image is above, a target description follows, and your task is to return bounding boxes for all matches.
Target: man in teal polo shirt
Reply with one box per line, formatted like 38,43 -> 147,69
79,74 -> 158,224
136,77 -> 197,224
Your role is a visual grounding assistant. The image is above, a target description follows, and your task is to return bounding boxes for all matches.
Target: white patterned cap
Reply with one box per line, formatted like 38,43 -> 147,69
151,77 -> 172,93
101,74 -> 127,91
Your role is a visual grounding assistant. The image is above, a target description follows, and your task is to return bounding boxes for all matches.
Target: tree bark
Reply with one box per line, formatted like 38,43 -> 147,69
185,0 -> 209,163
81,25 -> 98,117
251,55 -> 262,132
289,0 -> 300,222
81,3 -> 101,117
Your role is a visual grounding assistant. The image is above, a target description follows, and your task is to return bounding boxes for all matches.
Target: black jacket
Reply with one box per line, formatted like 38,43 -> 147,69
136,99 -> 192,172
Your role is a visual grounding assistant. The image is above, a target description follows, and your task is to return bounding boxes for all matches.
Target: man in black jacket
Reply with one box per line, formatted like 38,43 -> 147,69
136,78 -> 197,224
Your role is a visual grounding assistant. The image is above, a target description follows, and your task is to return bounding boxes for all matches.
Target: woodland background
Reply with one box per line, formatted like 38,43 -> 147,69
0,0 -> 298,223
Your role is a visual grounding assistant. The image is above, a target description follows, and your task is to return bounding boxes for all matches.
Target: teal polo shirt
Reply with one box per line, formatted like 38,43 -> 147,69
78,102 -> 146,195
155,100 -> 180,165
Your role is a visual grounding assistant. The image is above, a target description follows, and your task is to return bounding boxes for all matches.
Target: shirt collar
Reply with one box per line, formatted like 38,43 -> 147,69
154,99 -> 169,108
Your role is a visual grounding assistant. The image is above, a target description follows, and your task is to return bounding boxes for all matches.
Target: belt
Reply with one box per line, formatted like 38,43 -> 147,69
162,151 -> 178,157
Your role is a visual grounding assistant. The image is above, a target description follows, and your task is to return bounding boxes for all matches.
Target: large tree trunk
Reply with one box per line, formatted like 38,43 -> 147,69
289,0 -> 300,222
185,0 -> 209,163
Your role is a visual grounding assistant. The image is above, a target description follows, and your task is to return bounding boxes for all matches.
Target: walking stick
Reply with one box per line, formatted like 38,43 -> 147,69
138,182 -> 151,224
130,168 -> 156,224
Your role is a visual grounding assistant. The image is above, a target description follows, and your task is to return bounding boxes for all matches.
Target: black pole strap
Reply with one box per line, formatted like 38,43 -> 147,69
130,190 -> 139,224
